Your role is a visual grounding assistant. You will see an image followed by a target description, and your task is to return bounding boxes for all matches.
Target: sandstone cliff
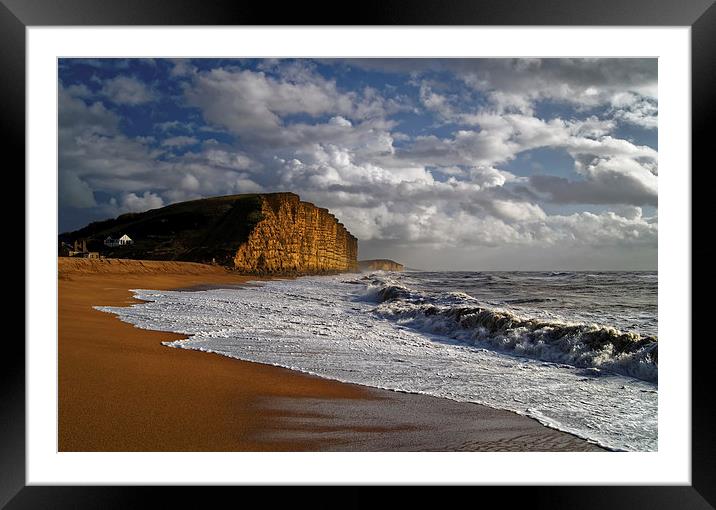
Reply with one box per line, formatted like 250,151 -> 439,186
234,193 -> 357,274
59,193 -> 358,275
358,259 -> 404,272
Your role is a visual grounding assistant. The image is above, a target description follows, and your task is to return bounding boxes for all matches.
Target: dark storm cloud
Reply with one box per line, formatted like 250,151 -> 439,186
58,58 -> 658,268
529,174 -> 658,206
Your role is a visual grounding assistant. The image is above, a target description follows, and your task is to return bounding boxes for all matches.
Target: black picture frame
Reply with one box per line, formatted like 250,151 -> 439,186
5,0 -> 713,506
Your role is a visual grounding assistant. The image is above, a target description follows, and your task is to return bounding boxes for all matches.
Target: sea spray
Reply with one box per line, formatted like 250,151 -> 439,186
364,275 -> 657,382
96,271 -> 658,451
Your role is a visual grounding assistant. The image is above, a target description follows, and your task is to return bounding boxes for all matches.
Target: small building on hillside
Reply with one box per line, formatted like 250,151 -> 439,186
73,239 -> 87,253
59,238 -> 100,259
104,234 -> 134,247
118,234 -> 133,245
58,241 -> 73,257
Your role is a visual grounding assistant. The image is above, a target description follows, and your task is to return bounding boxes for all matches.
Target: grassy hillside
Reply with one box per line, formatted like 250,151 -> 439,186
59,194 -> 264,265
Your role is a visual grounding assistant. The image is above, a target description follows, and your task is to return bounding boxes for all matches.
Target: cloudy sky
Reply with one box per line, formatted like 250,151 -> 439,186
58,58 -> 657,270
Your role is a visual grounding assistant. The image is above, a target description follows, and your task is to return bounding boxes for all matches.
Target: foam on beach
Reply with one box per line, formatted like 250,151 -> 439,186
96,272 -> 658,451
363,274 -> 657,382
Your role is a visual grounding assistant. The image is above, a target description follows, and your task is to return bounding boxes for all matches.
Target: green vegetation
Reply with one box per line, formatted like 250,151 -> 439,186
59,194 -> 264,266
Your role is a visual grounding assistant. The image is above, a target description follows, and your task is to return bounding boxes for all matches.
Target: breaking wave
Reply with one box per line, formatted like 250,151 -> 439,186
361,275 -> 658,383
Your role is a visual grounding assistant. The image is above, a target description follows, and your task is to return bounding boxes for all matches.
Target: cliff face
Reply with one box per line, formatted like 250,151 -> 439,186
60,193 -> 358,275
234,193 -> 357,274
358,259 -> 404,272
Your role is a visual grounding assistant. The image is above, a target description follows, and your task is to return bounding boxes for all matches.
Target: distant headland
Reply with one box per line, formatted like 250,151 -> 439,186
358,259 -> 404,272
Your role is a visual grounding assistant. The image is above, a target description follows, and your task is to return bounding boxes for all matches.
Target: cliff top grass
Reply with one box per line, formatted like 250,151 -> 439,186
59,193 -> 266,265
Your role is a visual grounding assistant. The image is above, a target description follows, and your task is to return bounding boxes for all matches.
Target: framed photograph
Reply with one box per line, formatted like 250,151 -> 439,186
7,0 -> 713,504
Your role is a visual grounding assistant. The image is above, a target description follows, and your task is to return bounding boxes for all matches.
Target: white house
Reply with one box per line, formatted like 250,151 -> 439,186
118,234 -> 133,245
104,234 -> 133,247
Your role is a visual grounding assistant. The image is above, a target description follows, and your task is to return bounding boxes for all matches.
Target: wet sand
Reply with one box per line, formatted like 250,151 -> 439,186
58,258 -> 604,452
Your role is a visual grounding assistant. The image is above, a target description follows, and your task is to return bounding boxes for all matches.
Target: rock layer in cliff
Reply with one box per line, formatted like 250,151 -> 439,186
234,193 -> 357,273
59,193 -> 358,275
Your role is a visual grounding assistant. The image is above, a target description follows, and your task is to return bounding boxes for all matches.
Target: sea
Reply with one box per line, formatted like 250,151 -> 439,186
96,270 -> 658,452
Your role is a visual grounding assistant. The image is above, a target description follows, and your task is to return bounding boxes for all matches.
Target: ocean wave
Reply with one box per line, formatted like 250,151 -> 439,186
96,274 -> 657,451
363,276 -> 658,383
504,297 -> 558,304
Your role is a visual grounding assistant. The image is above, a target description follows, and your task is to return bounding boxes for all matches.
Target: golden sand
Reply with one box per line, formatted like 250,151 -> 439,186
58,258 -> 603,452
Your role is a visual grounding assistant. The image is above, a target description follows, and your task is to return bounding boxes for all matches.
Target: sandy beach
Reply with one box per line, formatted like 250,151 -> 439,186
58,258 -> 604,452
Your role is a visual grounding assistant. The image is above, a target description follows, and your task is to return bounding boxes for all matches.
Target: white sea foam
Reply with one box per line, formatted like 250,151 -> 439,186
96,273 -> 658,451
364,274 -> 658,383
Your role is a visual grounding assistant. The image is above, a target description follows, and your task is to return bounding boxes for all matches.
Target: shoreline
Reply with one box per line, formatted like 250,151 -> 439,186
58,258 -> 604,452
